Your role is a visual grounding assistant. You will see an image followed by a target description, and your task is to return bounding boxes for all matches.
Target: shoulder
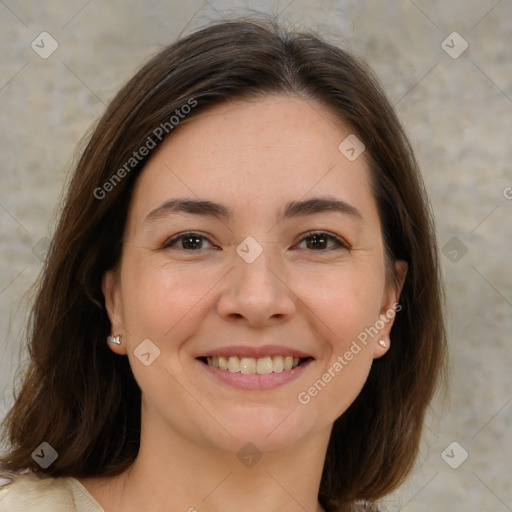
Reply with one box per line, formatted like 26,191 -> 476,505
0,472 -> 103,512
335,501 -> 380,512
356,501 -> 380,512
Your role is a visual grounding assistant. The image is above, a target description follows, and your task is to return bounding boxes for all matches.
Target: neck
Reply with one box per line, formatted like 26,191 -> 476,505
96,414 -> 332,512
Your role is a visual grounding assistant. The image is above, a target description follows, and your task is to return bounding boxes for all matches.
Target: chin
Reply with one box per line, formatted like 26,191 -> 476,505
205,405 -> 317,453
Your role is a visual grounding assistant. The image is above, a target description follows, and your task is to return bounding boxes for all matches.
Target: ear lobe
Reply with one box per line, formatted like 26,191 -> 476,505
102,269 -> 126,354
373,259 -> 408,359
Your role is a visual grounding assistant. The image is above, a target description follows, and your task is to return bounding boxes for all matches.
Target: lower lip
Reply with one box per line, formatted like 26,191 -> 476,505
197,359 -> 313,390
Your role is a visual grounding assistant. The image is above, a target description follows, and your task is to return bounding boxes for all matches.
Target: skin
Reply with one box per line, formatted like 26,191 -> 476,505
79,95 -> 407,512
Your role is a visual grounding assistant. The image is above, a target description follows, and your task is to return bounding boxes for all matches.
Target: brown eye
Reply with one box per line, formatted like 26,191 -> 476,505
295,231 -> 349,251
163,232 -> 215,251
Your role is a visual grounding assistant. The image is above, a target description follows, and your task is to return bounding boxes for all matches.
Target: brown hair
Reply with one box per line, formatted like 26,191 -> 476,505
0,16 -> 446,512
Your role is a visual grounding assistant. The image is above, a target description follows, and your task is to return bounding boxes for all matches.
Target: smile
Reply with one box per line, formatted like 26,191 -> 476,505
204,355 -> 309,374
195,345 -> 314,390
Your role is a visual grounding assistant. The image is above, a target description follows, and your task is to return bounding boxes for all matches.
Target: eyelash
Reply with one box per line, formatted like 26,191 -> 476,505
161,230 -> 350,252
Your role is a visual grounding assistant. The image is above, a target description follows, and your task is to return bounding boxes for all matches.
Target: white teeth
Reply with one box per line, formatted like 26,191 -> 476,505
228,356 -> 240,372
256,357 -> 273,375
205,355 -> 304,374
240,357 -> 256,374
272,355 -> 283,372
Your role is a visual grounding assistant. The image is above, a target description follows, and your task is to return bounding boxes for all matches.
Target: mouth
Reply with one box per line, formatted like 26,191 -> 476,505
195,346 -> 314,390
197,355 -> 312,374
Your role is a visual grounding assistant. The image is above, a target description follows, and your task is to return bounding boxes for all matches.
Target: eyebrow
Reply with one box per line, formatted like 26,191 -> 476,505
144,196 -> 363,225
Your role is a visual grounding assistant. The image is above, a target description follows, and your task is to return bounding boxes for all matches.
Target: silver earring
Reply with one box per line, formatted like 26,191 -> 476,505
107,335 -> 121,345
378,339 -> 387,347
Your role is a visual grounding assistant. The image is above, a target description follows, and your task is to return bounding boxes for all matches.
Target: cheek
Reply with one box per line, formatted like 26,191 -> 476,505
292,265 -> 383,418
119,253 -> 222,340
291,261 -> 385,344
117,256 -> 221,401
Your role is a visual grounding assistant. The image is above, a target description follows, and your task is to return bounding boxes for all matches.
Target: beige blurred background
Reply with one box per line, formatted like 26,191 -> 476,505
1,1 -> 511,510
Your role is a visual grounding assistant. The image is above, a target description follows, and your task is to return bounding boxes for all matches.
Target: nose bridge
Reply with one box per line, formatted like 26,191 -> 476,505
234,237 -> 283,298
217,236 -> 295,323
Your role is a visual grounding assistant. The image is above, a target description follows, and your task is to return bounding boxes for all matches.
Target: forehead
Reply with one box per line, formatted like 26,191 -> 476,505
127,94 -> 378,230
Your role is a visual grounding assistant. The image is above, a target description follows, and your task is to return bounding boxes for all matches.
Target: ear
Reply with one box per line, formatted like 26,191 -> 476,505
102,268 -> 127,355
373,260 -> 408,358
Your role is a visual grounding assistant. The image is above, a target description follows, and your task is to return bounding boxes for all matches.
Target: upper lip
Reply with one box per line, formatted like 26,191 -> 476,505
197,345 -> 314,359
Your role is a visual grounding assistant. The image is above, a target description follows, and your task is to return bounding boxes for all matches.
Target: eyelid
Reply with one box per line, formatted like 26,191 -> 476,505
161,230 -> 351,251
295,230 -> 351,250
161,231 -> 217,250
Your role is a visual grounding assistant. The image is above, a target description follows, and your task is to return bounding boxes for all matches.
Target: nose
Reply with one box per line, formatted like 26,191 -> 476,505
216,242 -> 297,327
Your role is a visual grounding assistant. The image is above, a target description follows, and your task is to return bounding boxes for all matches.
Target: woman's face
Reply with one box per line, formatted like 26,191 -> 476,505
104,95 -> 405,453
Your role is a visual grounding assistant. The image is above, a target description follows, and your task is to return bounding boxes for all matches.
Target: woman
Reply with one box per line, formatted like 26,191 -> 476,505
0,16 -> 446,512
